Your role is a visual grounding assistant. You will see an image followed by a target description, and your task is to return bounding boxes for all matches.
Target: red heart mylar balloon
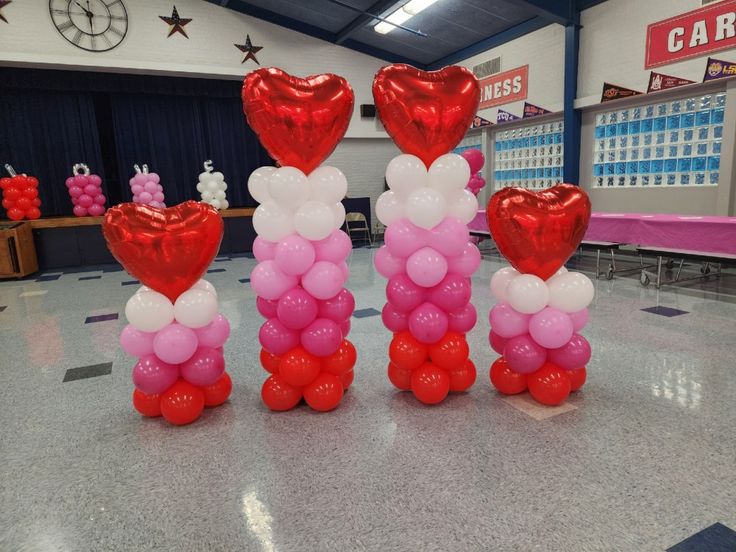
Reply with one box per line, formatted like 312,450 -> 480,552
242,68 -> 354,175
487,184 -> 591,280
372,64 -> 480,168
102,201 -> 223,302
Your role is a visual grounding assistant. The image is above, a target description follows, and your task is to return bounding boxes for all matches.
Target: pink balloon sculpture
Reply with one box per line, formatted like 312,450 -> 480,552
129,164 -> 166,208
461,149 -> 486,197
66,163 -> 107,217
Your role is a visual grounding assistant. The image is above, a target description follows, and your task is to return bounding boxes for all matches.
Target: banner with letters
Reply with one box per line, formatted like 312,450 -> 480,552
647,71 -> 695,93
601,82 -> 643,103
496,109 -> 520,123
523,102 -> 552,118
703,56 -> 736,81
478,65 -> 528,109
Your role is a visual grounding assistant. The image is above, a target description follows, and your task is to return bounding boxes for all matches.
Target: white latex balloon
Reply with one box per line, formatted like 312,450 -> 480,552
332,202 -> 346,229
385,154 -> 427,197
506,274 -> 549,314
210,199 -> 222,209
309,166 -> 348,204
247,166 -> 276,204
220,182 -> 228,191
198,172 -> 208,183
214,190 -> 226,200
221,199 -> 229,209
212,171 -> 224,182
196,182 -> 204,193
375,190 -> 404,226
207,179 -> 220,192
406,188 -> 446,230
174,288 -> 219,328
445,189 -> 478,223
136,285 -> 152,294
253,201 -> 295,242
201,190 -> 214,201
490,266 -> 520,301
269,166 -> 310,211
294,200 -> 334,240
428,153 -> 471,194
193,279 -> 217,297
125,290 -> 174,332
547,272 -> 594,312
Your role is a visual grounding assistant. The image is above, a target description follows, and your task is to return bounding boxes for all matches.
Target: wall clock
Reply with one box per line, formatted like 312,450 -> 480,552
49,0 -> 128,52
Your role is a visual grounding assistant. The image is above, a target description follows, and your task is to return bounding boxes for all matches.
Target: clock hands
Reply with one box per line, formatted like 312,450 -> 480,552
74,0 -> 94,33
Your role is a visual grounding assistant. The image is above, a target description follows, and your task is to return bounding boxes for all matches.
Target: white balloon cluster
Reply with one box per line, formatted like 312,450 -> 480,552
196,160 -> 229,210
491,266 -> 595,314
249,166 -> 347,242
375,153 -> 479,229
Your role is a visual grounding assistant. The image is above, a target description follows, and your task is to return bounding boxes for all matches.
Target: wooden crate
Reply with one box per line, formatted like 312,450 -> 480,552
0,222 -> 39,278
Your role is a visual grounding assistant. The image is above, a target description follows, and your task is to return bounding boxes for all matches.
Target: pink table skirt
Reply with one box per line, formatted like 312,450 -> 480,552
470,210 -> 736,256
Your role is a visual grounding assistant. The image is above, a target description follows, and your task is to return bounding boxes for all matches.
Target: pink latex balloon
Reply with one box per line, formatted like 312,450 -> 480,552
153,323 -> 198,364
88,174 -> 102,186
250,260 -> 298,301
382,303 -> 409,332
447,303 -> 477,333
302,261 -> 345,300
256,296 -> 279,319
340,319 -> 351,337
314,230 -> 352,263
384,218 -> 430,258
138,191 -> 153,203
338,261 -> 349,281
447,242 -> 481,277
78,194 -> 94,208
529,307 -> 574,349
374,245 -> 405,278
180,346 -> 225,387
489,303 -> 530,339
301,318 -> 342,357
461,148 -> 484,174
144,181 -> 158,194
428,273 -> 471,312
253,236 -> 277,262
317,288 -> 355,323
132,354 -> 179,395
195,314 -> 231,349
87,204 -> 105,217
73,205 -> 88,217
94,194 -> 106,205
386,273 -> 425,313
148,173 -> 161,184
548,333 -> 591,371
259,318 -> 300,356
65,177 -> 75,188
133,173 -> 148,186
83,184 -> 98,196
488,330 -> 508,355
408,302 -> 448,345
152,192 -> 165,202
504,334 -> 547,374
277,287 -> 319,330
131,184 -> 144,195
429,217 -> 469,257
69,186 -> 83,198
74,174 -> 89,187
120,324 -> 156,357
275,234 -> 316,276
406,247 -> 448,288
569,309 -> 589,332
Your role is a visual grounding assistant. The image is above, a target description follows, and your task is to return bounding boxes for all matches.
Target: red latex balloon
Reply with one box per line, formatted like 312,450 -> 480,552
428,331 -> 469,370
527,362 -> 571,406
26,207 -> 41,220
389,330 -> 428,371
260,349 -> 281,374
261,374 -> 302,411
16,197 -> 32,211
321,339 -> 357,376
372,64 -> 480,168
489,357 -> 527,395
279,346 -> 321,387
242,68 -> 354,175
341,369 -> 354,390
202,372 -> 232,407
303,372 -> 344,412
486,184 -> 591,280
411,362 -> 450,404
102,201 -> 223,302
448,359 -> 476,392
387,361 -> 412,391
160,379 -> 205,425
568,367 -> 587,392
132,389 -> 162,417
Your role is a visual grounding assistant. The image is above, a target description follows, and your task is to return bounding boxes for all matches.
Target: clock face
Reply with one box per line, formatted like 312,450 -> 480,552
49,0 -> 128,52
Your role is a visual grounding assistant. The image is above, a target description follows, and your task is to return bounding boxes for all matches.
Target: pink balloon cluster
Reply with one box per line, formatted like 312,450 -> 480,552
65,173 -> 106,217
461,149 -> 486,197
129,170 -> 166,208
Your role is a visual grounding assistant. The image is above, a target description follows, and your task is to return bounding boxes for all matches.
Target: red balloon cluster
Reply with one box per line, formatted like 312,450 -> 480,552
490,358 -> 585,406
0,174 -> 41,221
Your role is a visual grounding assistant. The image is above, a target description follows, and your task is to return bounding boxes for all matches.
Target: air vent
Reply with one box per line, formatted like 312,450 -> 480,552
473,57 -> 501,79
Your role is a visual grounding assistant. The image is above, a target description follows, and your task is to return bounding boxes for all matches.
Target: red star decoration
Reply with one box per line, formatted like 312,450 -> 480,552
235,34 -> 263,65
0,0 -> 12,24
159,5 -> 191,38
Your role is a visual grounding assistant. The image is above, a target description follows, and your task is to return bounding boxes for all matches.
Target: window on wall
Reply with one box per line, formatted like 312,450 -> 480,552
592,92 -> 725,188
493,120 -> 564,190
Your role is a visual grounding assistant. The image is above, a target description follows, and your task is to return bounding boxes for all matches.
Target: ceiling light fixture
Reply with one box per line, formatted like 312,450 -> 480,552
374,0 -> 439,34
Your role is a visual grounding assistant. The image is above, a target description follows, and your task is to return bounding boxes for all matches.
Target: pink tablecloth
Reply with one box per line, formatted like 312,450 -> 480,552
470,210 -> 736,256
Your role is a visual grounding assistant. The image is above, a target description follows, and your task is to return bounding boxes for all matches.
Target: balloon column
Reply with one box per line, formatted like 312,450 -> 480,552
461,149 -> 486,197
66,163 -> 107,217
486,185 -> 593,406
1,165 -> 41,221
242,67 -> 356,412
129,164 -> 166,207
372,65 -> 481,405
197,160 -> 229,210
102,201 -> 231,425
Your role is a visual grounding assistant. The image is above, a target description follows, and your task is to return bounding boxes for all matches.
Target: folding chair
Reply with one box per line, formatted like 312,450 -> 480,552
345,212 -> 373,246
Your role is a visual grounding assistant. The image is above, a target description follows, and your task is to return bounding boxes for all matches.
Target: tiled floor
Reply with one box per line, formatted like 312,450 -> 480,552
1,248 -> 735,551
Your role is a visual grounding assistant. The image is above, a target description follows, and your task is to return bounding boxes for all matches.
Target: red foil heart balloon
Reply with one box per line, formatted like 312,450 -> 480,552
487,185 -> 591,280
372,64 -> 480,168
242,68 -> 354,175
102,201 -> 223,302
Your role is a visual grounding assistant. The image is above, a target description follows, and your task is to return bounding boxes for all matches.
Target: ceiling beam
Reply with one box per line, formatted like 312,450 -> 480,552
515,0 -> 578,26
334,0 -> 400,45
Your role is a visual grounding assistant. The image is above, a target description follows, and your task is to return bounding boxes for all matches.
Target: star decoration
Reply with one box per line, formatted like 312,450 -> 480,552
0,0 -> 12,24
235,34 -> 263,65
159,5 -> 192,38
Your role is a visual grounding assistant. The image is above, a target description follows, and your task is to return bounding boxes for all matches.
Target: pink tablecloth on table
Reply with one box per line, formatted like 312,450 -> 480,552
470,210 -> 736,256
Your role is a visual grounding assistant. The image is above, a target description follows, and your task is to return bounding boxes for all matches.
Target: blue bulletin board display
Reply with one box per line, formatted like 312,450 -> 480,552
493,120 -> 564,190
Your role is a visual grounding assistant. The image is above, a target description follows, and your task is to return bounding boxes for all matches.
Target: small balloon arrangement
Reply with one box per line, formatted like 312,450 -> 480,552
129,164 -> 166,207
103,201 -> 232,425
197,160 -> 229,210
1,164 -> 41,221
461,149 -> 486,197
66,163 -> 106,217
243,67 -> 357,412
487,185 -> 593,406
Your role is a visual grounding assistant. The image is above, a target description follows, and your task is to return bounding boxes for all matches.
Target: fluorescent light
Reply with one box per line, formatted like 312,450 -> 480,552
374,0 -> 438,34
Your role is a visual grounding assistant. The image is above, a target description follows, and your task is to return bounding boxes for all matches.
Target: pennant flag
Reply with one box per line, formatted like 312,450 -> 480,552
472,115 -> 493,128
601,82 -> 643,103
497,109 -> 520,123
703,57 -> 736,82
523,102 -> 552,118
647,71 -> 695,93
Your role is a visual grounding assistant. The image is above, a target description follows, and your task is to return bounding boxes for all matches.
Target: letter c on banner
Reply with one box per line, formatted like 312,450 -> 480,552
668,27 -> 685,52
